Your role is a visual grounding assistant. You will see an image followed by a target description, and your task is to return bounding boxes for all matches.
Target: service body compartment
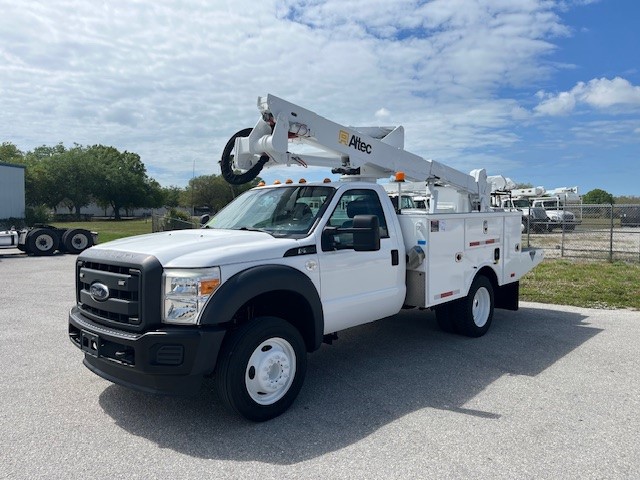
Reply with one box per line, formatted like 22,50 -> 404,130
398,211 -> 532,309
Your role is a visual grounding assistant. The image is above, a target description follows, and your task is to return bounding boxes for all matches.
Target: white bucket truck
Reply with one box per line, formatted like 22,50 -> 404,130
68,95 -> 543,421
495,186 -> 580,231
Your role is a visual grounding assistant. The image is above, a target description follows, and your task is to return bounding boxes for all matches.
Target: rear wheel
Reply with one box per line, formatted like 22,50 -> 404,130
453,276 -> 494,337
25,228 -> 59,256
61,228 -> 93,254
215,316 -> 307,422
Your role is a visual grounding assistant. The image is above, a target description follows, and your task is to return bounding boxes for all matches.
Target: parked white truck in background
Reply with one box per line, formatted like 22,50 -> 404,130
68,94 -> 543,421
491,184 -> 581,232
531,187 -> 581,231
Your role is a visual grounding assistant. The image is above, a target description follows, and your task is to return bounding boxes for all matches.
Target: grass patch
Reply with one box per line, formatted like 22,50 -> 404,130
521,259 -> 640,310
51,219 -> 153,243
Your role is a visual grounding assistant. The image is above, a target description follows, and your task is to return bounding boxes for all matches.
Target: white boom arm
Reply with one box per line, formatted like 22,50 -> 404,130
226,94 -> 491,212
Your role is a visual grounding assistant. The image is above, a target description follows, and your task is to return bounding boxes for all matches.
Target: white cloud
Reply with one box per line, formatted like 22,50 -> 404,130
534,90 -> 577,116
374,108 -> 390,120
534,77 -> 640,116
0,0 -> 627,187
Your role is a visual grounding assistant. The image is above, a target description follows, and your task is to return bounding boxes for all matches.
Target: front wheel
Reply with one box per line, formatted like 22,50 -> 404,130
214,317 -> 307,422
453,276 -> 494,337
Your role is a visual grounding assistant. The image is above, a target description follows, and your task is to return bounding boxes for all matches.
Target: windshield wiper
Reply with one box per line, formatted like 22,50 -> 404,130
237,226 -> 273,236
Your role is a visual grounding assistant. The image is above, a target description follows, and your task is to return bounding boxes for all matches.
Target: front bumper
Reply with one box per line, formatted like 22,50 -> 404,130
68,306 -> 226,395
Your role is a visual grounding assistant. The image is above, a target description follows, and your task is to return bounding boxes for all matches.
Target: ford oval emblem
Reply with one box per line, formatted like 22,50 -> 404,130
90,282 -> 110,302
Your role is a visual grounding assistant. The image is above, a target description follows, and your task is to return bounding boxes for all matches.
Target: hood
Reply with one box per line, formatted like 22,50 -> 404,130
90,229 -> 301,268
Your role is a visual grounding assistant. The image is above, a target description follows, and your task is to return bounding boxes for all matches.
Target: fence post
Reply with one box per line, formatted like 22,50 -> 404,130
560,204 -> 565,258
609,204 -> 614,262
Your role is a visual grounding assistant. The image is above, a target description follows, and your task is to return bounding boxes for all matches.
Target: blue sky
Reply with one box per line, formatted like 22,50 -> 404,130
1,0 -> 639,196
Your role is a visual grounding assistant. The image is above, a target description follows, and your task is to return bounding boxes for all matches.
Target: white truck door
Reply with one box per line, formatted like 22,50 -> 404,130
318,188 -> 405,333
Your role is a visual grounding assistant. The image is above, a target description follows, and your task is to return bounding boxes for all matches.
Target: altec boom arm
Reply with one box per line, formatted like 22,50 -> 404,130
227,94 -> 491,212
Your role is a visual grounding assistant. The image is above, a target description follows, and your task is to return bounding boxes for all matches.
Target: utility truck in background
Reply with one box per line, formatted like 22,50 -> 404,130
68,94 -> 543,421
489,184 -> 552,233
531,187 -> 581,231
489,182 -> 581,232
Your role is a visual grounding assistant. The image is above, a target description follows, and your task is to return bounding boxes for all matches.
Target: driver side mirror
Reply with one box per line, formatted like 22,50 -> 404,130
321,214 -> 380,252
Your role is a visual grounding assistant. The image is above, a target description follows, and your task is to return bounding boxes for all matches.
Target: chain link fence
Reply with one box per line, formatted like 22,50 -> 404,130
523,204 -> 640,263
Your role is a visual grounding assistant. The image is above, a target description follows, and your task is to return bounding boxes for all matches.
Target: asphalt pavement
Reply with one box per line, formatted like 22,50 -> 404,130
1,248 -> 639,479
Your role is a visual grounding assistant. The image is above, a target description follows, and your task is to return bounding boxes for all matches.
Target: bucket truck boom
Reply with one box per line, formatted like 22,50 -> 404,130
221,94 -> 491,212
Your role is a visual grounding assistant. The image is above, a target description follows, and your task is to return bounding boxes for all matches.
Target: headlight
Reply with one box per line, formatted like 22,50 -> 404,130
162,267 -> 221,325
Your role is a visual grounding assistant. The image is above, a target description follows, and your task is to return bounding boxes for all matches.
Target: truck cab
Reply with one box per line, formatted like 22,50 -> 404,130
69,181 -> 407,419
494,197 -> 551,233
531,198 -> 580,231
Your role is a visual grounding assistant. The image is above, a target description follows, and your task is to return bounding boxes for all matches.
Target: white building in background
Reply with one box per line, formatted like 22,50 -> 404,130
0,163 -> 26,219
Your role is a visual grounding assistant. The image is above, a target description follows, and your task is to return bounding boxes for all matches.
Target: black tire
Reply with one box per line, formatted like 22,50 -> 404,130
25,228 -> 59,256
453,276 -> 494,338
435,302 -> 458,334
219,128 -> 270,185
215,316 -> 307,422
61,228 -> 93,254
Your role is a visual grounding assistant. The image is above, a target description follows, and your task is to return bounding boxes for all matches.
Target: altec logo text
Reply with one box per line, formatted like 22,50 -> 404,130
338,130 -> 372,154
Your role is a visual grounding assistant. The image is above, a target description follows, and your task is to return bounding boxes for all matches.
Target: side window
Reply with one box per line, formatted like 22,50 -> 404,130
326,189 -> 388,249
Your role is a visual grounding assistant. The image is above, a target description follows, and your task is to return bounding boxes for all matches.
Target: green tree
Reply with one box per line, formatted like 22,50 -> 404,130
583,188 -> 615,205
161,186 -> 184,208
0,142 -> 23,163
50,145 -> 97,217
22,144 -> 68,209
20,144 -> 95,216
144,179 -> 165,212
90,145 -> 159,220
185,174 -> 258,214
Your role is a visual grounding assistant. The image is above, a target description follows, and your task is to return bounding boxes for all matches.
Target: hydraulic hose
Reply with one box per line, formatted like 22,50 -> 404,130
219,128 -> 270,185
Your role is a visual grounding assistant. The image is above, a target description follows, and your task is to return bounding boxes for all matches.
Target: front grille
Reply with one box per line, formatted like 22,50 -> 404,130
81,304 -> 140,325
75,251 -> 163,332
82,261 -> 132,275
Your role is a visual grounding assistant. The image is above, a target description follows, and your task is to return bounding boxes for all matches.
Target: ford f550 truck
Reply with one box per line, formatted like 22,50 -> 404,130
69,95 -> 543,421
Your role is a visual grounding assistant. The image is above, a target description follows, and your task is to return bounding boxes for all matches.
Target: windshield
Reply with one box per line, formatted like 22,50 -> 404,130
512,199 -> 530,208
205,185 -> 335,237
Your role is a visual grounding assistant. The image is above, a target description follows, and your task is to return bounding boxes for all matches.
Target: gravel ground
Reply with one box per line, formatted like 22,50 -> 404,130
1,249 -> 639,479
